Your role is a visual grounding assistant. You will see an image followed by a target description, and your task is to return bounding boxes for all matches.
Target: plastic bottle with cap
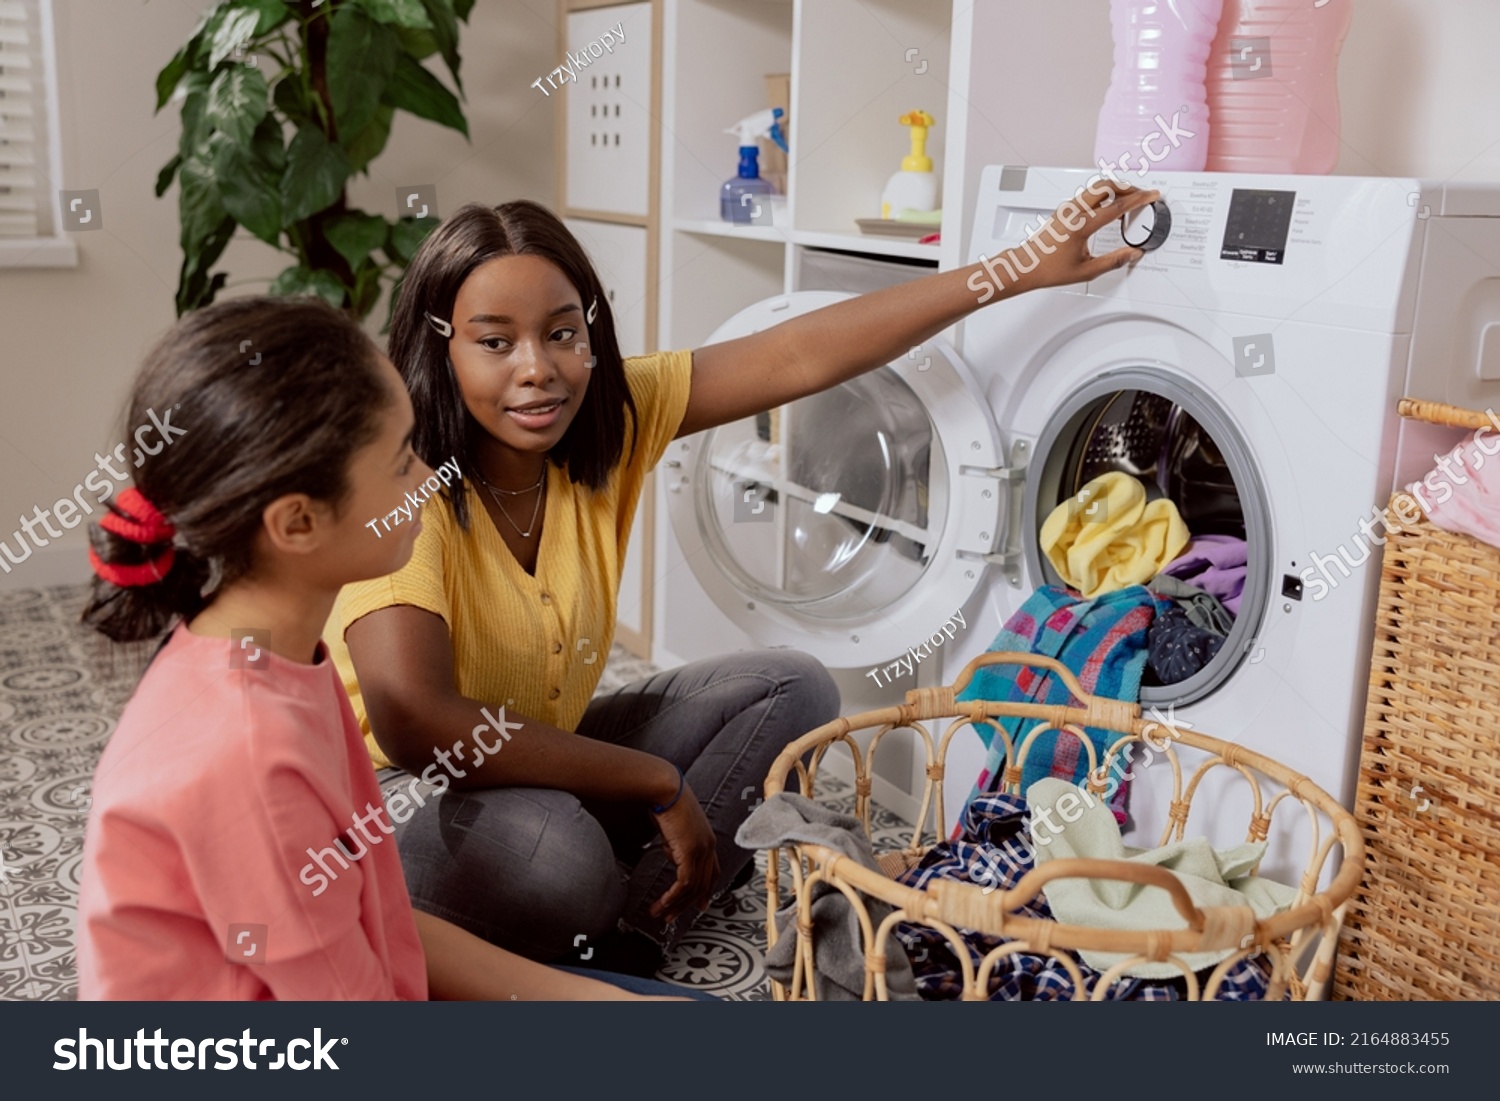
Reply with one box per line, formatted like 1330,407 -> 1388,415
1093,0 -> 1223,174
720,108 -> 787,224
880,110 -> 940,221
1205,0 -> 1354,173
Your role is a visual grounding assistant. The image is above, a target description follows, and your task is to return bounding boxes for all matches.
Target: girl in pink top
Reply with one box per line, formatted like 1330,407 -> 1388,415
75,297 -> 692,1001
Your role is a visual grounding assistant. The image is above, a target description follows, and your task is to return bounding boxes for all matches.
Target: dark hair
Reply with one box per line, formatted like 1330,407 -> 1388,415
82,296 -> 394,642
388,200 -> 637,530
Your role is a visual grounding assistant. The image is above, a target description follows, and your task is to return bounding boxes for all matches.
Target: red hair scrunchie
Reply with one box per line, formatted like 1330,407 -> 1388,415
90,487 -> 179,588
89,545 -> 176,588
99,487 -> 176,545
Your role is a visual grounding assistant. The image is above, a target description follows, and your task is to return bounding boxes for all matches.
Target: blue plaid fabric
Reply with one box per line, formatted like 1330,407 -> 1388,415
894,793 -> 1276,1001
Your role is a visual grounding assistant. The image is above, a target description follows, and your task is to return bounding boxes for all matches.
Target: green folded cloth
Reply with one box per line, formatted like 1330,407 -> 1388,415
1027,777 -> 1297,978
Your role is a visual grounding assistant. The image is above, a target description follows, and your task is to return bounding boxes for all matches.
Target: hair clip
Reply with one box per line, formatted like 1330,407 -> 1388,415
585,297 -> 599,325
424,312 -> 454,338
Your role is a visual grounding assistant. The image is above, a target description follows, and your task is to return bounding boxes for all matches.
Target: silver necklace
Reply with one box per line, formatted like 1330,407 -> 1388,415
479,469 -> 546,538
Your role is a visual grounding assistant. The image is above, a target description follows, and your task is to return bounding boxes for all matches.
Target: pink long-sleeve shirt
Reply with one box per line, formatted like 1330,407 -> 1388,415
77,623 -> 427,1000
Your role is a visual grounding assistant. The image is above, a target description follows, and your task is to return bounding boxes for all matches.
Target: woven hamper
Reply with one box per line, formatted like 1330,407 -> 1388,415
1334,400 -> 1500,999
761,651 -> 1365,1001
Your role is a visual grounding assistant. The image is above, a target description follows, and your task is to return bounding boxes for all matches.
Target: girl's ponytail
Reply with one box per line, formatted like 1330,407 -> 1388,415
84,487 -> 211,643
80,295 -> 391,646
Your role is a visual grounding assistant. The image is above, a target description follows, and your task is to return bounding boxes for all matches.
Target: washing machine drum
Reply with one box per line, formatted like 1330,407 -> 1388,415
1026,369 -> 1273,706
1064,389 -> 1245,538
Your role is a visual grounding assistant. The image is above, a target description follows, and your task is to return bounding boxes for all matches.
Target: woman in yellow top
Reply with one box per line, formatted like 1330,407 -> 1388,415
328,185 -> 1154,976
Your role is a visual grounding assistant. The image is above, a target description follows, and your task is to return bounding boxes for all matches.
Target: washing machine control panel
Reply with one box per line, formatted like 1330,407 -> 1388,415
1220,188 -> 1296,264
1121,199 -> 1173,252
974,168 -> 1430,329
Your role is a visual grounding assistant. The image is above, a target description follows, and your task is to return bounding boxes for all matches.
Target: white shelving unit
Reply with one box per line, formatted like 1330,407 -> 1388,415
649,0 -> 1119,815
658,0 -> 957,351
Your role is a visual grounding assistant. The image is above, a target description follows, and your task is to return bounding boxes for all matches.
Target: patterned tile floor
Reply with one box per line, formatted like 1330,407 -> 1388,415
0,584 -> 912,1002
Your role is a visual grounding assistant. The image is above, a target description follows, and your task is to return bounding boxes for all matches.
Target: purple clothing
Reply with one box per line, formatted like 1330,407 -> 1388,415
1160,534 -> 1247,614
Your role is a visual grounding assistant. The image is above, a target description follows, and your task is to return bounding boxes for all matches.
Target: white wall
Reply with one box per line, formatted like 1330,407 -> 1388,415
5,0 -> 1500,589
0,0 -> 557,587
947,0 -> 1500,275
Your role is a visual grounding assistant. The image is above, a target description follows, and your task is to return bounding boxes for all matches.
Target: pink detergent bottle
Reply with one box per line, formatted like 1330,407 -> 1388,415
1093,0 -> 1224,175
1205,0 -> 1354,173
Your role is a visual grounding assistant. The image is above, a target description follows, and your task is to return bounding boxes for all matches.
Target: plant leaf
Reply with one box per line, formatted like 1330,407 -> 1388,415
386,214 -> 440,264
214,134 -> 283,245
176,215 -> 235,315
177,70 -> 212,158
327,8 -> 401,139
453,0 -> 475,22
206,6 -> 261,70
394,25 -> 438,60
178,143 -> 229,255
280,125 -> 351,225
155,45 -> 193,113
417,0 -> 461,93
155,153 -> 183,198
355,0 -> 431,28
344,103 -> 394,174
244,0 -> 294,36
352,257 -> 385,318
382,52 -> 467,138
326,210 -> 389,271
155,3 -> 219,110
269,265 -> 349,309
272,72 -> 312,125
205,63 -> 270,146
250,113 -> 287,174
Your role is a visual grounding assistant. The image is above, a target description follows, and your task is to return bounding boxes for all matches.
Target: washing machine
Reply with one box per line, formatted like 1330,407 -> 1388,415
656,167 -> 1500,876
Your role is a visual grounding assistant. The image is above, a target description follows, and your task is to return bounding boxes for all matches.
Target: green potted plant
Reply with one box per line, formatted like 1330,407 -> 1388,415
153,0 -> 474,321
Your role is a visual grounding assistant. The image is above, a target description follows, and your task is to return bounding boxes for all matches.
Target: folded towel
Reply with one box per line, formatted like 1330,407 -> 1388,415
1040,473 -> 1190,598
1027,778 -> 1297,978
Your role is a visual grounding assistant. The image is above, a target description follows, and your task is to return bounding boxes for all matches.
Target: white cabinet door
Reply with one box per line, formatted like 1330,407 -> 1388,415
564,218 -> 648,358
564,218 -> 651,646
564,2 -> 653,217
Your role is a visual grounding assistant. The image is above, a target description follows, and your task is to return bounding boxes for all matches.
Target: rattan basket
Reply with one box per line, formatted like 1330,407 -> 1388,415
1333,398 -> 1500,1000
761,651 -> 1364,1001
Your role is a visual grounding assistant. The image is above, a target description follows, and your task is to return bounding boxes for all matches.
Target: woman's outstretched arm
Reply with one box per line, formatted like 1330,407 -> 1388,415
676,180 -> 1156,438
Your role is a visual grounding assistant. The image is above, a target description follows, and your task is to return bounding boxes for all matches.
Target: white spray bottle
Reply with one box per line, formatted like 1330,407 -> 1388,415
721,107 -> 788,224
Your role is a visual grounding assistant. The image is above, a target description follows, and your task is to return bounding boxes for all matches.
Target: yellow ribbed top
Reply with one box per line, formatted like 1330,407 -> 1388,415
325,350 -> 694,768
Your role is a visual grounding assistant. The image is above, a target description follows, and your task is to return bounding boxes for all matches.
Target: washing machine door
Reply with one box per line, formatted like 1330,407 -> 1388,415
665,291 -> 1006,668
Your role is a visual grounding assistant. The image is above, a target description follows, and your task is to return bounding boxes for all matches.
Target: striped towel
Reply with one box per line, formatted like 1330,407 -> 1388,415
956,584 -> 1157,827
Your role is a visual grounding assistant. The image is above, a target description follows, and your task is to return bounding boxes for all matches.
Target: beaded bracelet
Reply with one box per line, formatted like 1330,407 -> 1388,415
650,765 -> 685,814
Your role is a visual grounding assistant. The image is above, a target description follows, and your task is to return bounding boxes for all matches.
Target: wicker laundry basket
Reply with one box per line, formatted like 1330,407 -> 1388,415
1333,399 -> 1500,1000
761,651 -> 1364,1001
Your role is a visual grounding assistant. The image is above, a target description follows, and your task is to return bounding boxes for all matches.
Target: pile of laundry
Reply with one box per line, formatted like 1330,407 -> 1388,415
891,779 -> 1293,1001
954,472 -> 1246,828
734,779 -> 1295,1002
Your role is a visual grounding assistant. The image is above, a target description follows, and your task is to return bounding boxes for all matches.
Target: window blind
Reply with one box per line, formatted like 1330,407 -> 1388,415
0,0 -> 44,238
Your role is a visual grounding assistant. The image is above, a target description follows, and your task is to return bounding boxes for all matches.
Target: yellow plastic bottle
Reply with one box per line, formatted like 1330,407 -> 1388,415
880,110 -> 940,221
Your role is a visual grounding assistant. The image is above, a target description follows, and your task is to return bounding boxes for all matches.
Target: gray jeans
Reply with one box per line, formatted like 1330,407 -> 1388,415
381,649 -> 839,962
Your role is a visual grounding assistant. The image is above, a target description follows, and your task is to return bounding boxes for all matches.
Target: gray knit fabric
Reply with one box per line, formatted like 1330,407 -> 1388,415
736,793 -> 919,1001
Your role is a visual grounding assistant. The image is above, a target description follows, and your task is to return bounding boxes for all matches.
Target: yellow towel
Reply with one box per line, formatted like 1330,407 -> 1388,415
1040,473 -> 1190,598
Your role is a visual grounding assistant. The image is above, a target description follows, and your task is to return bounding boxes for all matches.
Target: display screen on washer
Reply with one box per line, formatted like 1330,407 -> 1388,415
1219,189 -> 1296,264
